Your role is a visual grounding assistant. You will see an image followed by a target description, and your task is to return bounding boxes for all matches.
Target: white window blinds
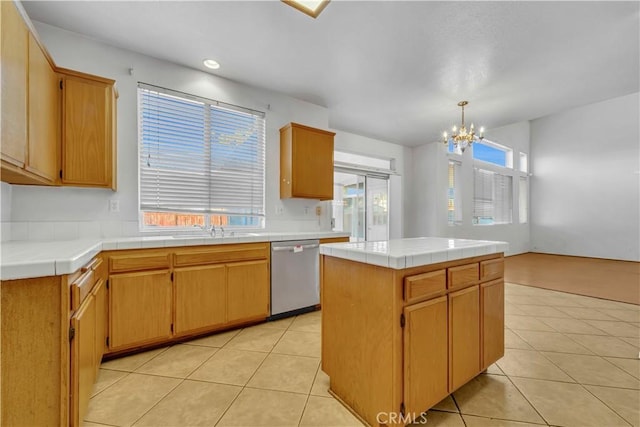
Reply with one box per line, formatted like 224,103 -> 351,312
139,84 -> 265,222
473,168 -> 513,225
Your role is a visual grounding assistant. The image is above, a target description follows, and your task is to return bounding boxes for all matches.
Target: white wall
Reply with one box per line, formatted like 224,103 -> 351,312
530,92 -> 640,261
7,22 -> 408,241
331,130 -> 411,239
9,22 -> 330,239
0,182 -> 12,241
406,121 -> 531,256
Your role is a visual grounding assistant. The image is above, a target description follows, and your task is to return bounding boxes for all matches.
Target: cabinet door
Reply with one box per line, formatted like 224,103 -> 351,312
109,271 -> 172,350
174,265 -> 227,334
449,285 -> 480,392
481,279 -> 504,369
70,293 -> 96,427
227,260 -> 270,322
27,33 -> 58,182
403,296 -> 448,416
1,0 -> 28,167
62,75 -> 113,187
291,126 -> 334,200
93,278 -> 107,371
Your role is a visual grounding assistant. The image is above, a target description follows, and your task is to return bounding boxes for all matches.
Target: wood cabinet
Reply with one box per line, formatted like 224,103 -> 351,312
481,279 -> 505,370
0,254 -> 106,426
93,277 -> 108,367
1,0 -> 28,169
448,285 -> 480,392
227,260 -> 270,322
280,122 -> 335,200
109,270 -> 173,350
403,296 -> 448,416
1,1 -> 117,189
105,242 -> 270,352
27,33 -> 59,182
1,1 -> 58,185
70,291 -> 96,427
322,252 -> 505,426
174,265 -> 227,334
60,69 -> 117,189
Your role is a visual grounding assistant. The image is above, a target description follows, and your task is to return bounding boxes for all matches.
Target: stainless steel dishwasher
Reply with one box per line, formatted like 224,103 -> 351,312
270,239 -> 320,319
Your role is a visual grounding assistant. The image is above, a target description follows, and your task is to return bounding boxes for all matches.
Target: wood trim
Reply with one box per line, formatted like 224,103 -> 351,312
480,258 -> 504,282
404,269 -> 446,304
108,251 -> 172,273
318,237 -> 350,244
55,67 -> 115,85
447,262 -> 479,290
173,243 -> 269,267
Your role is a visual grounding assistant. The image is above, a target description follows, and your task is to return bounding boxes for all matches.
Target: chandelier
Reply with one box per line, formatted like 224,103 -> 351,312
442,101 -> 484,152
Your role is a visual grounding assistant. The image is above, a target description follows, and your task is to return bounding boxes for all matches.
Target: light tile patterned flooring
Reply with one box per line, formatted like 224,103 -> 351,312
85,283 -> 640,427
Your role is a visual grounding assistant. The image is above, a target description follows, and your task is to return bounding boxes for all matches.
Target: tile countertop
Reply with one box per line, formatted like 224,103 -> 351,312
319,237 -> 509,270
0,231 -> 350,281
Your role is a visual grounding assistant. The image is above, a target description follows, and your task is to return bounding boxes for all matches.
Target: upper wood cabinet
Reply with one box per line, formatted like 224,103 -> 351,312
1,1 -> 58,185
280,122 -> 335,200
27,33 -> 59,183
0,1 -> 117,189
60,69 -> 117,190
0,0 -> 28,169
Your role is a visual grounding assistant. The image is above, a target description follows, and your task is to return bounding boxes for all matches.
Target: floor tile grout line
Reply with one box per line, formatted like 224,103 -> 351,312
88,370 -> 132,401
501,373 -> 552,426
127,375 -> 185,427
571,381 -> 635,426
454,411 -> 550,426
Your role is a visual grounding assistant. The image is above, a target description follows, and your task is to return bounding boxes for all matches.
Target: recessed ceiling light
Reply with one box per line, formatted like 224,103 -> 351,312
203,59 -> 220,70
282,0 -> 330,18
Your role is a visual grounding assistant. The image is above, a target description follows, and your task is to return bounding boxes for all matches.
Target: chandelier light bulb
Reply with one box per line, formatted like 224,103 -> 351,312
442,100 -> 484,151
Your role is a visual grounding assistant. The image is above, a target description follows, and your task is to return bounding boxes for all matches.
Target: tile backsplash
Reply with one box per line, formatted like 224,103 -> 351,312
5,218 -> 327,242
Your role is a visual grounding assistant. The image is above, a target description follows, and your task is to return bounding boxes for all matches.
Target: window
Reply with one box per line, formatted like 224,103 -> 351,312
473,168 -> 513,225
472,140 -> 513,168
448,160 -> 462,225
519,176 -> 528,224
519,152 -> 528,173
138,84 -> 266,230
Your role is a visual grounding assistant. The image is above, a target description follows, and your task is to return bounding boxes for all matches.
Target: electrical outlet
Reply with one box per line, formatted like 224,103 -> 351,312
304,206 -> 310,215
109,199 -> 120,213
275,206 -> 284,216
315,206 -> 321,216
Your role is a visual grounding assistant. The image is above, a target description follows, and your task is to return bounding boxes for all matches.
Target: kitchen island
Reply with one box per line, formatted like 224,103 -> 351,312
320,237 -> 508,426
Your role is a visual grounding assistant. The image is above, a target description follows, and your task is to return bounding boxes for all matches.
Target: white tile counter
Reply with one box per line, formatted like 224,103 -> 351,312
319,237 -> 508,269
0,231 -> 349,280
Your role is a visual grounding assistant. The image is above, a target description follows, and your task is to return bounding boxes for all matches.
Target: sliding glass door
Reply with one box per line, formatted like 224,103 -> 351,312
332,171 -> 389,242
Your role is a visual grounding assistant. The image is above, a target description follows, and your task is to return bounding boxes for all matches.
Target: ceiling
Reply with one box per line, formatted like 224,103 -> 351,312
22,1 -> 640,147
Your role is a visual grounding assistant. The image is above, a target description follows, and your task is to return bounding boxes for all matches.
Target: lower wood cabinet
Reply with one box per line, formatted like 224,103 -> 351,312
106,243 -> 270,353
227,260 -> 270,322
174,265 -> 227,334
403,296 -> 448,416
322,253 -> 505,426
449,285 -> 481,392
70,292 -> 96,427
481,279 -> 505,369
109,270 -> 172,350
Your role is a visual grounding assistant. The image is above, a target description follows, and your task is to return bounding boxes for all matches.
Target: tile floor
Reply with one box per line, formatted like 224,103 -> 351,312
85,283 -> 640,427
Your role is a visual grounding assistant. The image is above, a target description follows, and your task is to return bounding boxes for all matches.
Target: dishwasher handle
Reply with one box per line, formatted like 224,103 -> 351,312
272,243 -> 319,252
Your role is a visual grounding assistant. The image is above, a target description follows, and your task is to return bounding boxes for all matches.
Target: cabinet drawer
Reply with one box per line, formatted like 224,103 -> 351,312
404,269 -> 446,304
174,243 -> 269,267
480,258 -> 504,282
109,252 -> 171,273
71,269 -> 95,311
448,263 -> 479,290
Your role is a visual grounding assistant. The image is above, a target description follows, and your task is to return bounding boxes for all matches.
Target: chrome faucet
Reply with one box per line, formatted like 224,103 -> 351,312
220,226 -> 225,237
